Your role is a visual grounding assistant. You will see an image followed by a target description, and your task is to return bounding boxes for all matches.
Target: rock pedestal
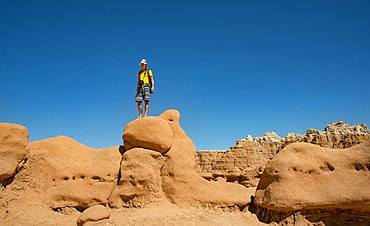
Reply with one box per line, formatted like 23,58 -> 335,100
109,110 -> 249,208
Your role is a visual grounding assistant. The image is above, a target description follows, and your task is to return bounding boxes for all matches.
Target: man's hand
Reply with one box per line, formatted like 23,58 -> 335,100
151,87 -> 154,93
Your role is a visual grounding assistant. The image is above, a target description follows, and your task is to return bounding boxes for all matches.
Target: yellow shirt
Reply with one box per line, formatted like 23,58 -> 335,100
139,69 -> 153,85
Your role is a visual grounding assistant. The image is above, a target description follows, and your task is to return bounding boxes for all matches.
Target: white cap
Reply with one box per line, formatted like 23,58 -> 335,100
140,59 -> 147,65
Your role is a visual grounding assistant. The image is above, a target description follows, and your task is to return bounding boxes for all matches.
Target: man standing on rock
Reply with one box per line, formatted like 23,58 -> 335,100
135,59 -> 155,118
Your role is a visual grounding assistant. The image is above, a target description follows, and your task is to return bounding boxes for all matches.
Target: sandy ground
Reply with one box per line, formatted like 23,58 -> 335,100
1,187 -> 262,226
106,206 -> 265,226
1,204 -> 267,226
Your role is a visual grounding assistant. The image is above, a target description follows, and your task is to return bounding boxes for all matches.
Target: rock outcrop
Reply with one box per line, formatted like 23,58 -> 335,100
109,110 -> 249,208
1,110 -> 249,215
196,121 -> 370,188
1,136 -> 121,210
0,123 -> 29,185
253,141 -> 370,225
109,148 -> 167,207
1,112 -> 369,226
123,117 -> 173,154
255,142 -> 370,211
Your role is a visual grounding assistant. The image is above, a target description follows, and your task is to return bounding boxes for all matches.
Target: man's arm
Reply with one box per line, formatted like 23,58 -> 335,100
149,70 -> 155,93
150,76 -> 155,92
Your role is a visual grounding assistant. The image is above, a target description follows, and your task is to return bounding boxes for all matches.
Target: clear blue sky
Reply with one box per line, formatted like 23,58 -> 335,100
1,1 -> 370,150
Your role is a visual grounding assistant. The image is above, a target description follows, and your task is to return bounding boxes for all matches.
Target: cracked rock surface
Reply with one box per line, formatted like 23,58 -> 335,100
0,123 -> 29,185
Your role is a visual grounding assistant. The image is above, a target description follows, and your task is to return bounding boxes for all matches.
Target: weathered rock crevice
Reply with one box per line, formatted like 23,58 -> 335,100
1,157 -> 28,188
0,123 -> 29,187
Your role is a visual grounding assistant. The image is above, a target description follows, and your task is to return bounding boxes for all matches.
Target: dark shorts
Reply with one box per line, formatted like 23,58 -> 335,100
135,85 -> 150,103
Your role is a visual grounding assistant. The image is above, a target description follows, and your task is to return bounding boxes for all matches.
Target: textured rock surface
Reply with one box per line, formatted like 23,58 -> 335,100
1,136 -> 122,210
30,136 -> 122,209
160,110 -> 248,208
1,116 -> 369,226
252,141 -> 370,225
109,148 -> 167,208
0,123 -> 29,184
0,120 -> 260,226
123,117 -> 173,154
255,142 -> 370,211
110,109 -> 250,208
76,205 -> 111,226
196,121 -> 370,188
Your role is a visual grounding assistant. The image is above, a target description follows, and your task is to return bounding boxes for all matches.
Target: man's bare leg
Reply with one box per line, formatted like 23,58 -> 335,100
144,102 -> 149,117
137,102 -> 143,118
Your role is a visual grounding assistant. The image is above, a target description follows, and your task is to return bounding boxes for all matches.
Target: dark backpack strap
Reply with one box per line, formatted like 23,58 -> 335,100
147,69 -> 153,88
137,70 -> 143,93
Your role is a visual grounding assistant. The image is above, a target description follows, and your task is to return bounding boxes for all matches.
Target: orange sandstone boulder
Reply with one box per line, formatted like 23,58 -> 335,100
255,141 -> 370,212
22,136 -> 122,209
76,205 -> 111,226
160,110 -> 249,207
123,117 -> 173,154
109,148 -> 167,208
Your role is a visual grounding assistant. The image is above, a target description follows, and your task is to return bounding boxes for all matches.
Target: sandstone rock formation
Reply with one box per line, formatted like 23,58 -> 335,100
1,112 -> 369,226
0,123 -> 29,185
30,136 -> 122,209
1,109 -> 250,226
255,142 -> 370,211
109,148 -> 167,207
123,117 -> 173,154
1,136 -> 121,210
109,110 -> 249,208
253,141 -> 370,225
196,121 -> 370,188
